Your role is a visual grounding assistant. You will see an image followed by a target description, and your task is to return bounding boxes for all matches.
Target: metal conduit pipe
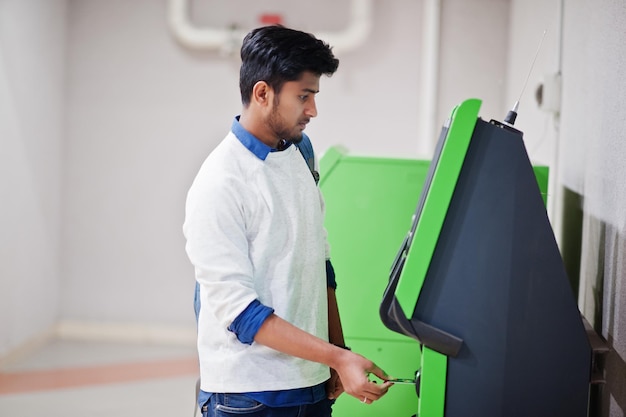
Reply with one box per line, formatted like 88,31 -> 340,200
418,0 -> 442,156
167,0 -> 373,55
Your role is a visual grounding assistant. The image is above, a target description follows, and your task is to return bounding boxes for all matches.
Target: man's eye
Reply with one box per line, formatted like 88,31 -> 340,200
299,95 -> 308,101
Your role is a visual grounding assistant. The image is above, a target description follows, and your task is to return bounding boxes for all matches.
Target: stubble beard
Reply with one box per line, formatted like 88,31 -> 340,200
268,98 -> 304,144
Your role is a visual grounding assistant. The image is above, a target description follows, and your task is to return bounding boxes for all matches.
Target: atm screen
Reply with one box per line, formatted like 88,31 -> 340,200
388,122 -> 450,287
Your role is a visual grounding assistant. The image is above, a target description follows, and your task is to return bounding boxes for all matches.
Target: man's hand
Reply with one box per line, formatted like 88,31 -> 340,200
332,349 -> 393,404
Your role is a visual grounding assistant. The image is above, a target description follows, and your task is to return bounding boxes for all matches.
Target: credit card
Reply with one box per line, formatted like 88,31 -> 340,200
385,378 -> 416,384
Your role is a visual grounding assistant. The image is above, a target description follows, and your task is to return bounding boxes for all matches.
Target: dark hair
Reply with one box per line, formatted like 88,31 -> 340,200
239,25 -> 339,106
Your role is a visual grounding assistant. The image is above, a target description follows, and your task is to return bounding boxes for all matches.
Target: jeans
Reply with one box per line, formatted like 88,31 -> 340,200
201,393 -> 333,417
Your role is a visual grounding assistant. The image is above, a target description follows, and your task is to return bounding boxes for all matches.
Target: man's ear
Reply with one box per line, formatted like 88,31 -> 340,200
251,81 -> 272,107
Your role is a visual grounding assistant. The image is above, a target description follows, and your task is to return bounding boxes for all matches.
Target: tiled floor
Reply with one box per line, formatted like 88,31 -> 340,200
0,339 -> 200,417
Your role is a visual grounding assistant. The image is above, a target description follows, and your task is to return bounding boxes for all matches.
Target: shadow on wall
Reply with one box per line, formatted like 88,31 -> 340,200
603,335 -> 626,416
574,209 -> 626,417
601,225 -> 626,417
560,187 -> 584,296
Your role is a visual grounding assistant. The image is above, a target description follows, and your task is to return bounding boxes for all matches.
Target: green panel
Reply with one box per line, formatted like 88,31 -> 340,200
396,98 -> 482,316
418,348 -> 447,417
320,151 -> 432,341
331,340 -> 420,417
319,145 -> 347,181
533,165 -> 549,207
320,149 -> 429,417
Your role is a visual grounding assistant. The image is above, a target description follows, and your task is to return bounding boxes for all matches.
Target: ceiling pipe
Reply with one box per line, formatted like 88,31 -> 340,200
314,0 -> 373,55
168,0 -> 241,53
548,0 -> 565,243
167,0 -> 374,55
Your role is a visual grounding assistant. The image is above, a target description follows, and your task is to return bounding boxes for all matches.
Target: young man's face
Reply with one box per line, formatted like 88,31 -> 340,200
267,71 -> 320,143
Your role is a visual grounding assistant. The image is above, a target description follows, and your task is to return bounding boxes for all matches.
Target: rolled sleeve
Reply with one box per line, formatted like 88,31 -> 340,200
228,299 -> 275,344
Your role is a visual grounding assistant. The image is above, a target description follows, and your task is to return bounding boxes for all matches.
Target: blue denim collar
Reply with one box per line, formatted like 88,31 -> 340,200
231,116 -> 292,161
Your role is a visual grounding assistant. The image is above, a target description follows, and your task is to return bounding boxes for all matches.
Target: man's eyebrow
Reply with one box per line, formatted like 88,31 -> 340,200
302,88 -> 319,94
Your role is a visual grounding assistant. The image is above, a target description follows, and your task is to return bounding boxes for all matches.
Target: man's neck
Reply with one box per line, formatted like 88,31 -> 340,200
239,113 -> 280,149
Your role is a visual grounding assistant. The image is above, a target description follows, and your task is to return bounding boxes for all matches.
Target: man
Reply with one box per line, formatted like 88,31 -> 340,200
183,25 -> 392,417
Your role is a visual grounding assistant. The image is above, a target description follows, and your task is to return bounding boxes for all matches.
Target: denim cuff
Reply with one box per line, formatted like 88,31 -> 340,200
227,299 -> 274,344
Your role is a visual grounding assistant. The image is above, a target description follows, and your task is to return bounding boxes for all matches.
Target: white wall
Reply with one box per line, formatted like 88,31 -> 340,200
59,0 -> 221,329
0,0 -> 66,355
504,0 -> 562,165
438,0 -> 511,132
560,0 -> 626,233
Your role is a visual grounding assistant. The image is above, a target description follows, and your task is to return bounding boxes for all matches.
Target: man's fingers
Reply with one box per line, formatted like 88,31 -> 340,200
361,380 -> 393,401
366,364 -> 391,381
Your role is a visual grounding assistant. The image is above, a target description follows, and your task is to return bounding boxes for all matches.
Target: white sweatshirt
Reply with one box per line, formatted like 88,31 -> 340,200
183,131 -> 330,393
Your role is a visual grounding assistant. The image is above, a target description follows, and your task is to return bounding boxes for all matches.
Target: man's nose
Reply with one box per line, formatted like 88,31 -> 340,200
305,98 -> 318,118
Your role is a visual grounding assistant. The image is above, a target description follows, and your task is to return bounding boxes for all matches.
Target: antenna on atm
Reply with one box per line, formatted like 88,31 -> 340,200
504,30 -> 547,126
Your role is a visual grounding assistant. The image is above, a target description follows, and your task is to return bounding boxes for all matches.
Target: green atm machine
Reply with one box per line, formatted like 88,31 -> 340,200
380,98 -> 592,416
